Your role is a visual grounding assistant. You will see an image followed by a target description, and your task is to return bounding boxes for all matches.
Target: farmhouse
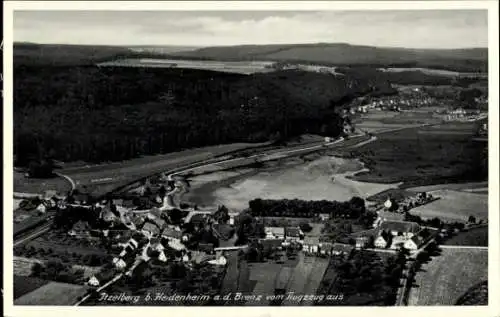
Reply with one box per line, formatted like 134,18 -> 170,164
379,220 -> 421,238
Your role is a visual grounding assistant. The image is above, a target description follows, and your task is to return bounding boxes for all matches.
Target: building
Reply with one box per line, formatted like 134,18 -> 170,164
285,227 -> 304,242
331,243 -> 354,256
379,220 -> 421,238
198,243 -> 215,254
259,238 -> 283,252
265,227 -> 285,240
374,235 -> 389,248
404,235 -> 425,250
378,211 -> 405,222
355,236 -> 371,249
318,213 -> 330,221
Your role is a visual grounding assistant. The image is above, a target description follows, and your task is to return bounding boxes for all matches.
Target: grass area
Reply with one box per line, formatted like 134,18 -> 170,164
281,253 -> 329,306
443,227 -> 488,246
409,190 -> 487,222
350,122 -> 486,186
455,281 -> 488,305
63,142 -> 269,196
14,171 -> 71,195
13,275 -> 50,299
408,248 -> 488,306
14,281 -> 89,305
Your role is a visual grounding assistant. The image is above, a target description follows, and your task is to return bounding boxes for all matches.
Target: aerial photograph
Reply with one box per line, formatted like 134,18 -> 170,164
10,8 -> 489,307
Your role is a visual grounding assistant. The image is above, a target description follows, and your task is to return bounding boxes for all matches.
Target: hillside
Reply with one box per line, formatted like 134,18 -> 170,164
14,64 -> 394,165
169,43 -> 488,72
14,42 -> 176,66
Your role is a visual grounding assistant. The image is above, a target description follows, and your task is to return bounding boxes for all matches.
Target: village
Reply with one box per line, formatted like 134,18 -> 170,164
13,170 -> 483,306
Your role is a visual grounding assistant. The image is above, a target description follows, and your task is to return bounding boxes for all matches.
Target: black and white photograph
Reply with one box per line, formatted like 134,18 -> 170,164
3,1 -> 499,314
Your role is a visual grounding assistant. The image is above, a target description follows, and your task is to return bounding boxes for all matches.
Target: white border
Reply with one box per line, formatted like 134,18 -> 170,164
3,2 -> 499,317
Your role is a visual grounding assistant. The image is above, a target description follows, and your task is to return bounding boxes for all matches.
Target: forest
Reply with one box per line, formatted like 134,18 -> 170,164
14,63 -> 394,167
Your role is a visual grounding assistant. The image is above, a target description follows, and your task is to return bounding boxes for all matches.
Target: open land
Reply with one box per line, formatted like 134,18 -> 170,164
348,121 -> 486,186
14,281 -> 89,305
187,155 -> 399,212
407,248 -> 488,306
408,190 -> 488,222
442,226 -> 488,246
14,171 -> 72,196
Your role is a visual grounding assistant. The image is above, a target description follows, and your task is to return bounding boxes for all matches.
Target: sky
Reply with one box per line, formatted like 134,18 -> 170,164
13,10 -> 488,49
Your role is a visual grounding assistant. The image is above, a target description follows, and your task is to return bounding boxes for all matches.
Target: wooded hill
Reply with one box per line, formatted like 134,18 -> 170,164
13,63 -> 393,166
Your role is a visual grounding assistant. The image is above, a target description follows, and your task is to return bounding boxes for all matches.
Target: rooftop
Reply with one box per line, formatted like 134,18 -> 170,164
379,220 -> 420,233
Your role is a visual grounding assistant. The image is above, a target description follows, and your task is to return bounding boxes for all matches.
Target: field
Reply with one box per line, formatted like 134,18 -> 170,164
443,226 -> 488,246
407,248 -> 488,306
14,275 -> 51,299
98,58 -> 276,75
14,171 -> 71,195
409,190 -> 487,222
61,142 -> 269,196
14,281 -> 89,305
350,122 -> 487,187
203,155 -> 397,211
281,254 -> 329,306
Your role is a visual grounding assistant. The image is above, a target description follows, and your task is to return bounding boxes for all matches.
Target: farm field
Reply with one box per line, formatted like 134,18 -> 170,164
14,171 -> 71,195
407,248 -> 488,306
14,275 -> 51,299
281,253 -> 329,306
409,190 -> 487,222
443,226 -> 488,246
350,122 -> 486,187
14,281 -> 89,305
61,142 -> 269,196
98,58 -> 276,74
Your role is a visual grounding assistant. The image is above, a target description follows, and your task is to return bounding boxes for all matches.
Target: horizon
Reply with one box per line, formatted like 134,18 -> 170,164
13,41 -> 488,51
14,10 -> 488,49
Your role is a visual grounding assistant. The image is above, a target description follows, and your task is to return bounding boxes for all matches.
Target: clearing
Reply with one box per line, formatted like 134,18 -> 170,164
407,248 -> 488,306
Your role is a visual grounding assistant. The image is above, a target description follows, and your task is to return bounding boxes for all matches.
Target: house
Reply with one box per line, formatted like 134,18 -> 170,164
87,276 -> 99,287
198,243 -> 215,254
404,235 -> 425,250
302,237 -> 320,254
374,235 -> 389,248
318,242 -> 334,255
162,227 -> 183,241
331,243 -> 354,256
379,220 -> 421,238
318,213 -> 330,221
265,227 -> 285,239
208,255 -> 227,266
285,227 -> 304,242
142,222 -> 161,237
259,238 -> 283,252
355,236 -> 370,249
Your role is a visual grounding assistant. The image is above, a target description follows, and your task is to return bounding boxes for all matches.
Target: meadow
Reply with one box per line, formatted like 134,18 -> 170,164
407,248 -> 488,306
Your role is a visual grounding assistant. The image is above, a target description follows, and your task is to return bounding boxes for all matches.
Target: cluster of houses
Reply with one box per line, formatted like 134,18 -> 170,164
444,108 -> 482,121
346,91 -> 436,114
